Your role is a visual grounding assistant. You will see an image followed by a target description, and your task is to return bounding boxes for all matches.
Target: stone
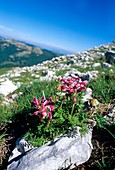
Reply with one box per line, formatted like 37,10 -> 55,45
102,62 -> 112,68
16,138 -> 34,153
7,127 -> 93,170
82,71 -> 98,82
67,59 -> 76,65
43,70 -> 55,77
0,80 -> 18,96
82,88 -> 92,102
104,106 -> 115,124
8,138 -> 33,162
108,107 -> 115,118
105,51 -> 115,64
92,63 -> 101,67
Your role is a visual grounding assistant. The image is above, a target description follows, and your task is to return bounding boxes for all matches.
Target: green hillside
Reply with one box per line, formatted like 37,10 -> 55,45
0,38 -> 59,67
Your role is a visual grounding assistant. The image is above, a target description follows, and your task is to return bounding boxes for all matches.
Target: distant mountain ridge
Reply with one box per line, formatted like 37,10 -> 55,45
0,37 -> 60,68
0,35 -> 74,55
30,42 -> 75,55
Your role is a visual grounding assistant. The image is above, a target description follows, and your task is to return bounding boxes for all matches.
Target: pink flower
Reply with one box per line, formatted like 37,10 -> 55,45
31,97 -> 54,120
41,111 -> 47,118
47,105 -> 55,112
47,112 -> 52,120
59,77 -> 86,94
33,111 -> 39,115
73,97 -> 76,103
44,100 -> 50,105
30,97 -> 39,107
77,82 -> 86,92
69,89 -> 75,93
61,85 -> 68,91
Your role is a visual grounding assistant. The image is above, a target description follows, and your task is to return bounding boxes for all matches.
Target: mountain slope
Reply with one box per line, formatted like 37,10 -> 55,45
0,38 -> 59,67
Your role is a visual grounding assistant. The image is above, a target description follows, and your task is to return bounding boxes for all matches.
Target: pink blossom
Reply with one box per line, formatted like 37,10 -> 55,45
33,111 -> 39,115
61,85 -> 68,91
30,97 -> 39,107
60,77 -> 86,94
77,81 -> 86,92
47,112 -> 52,120
69,89 -> 75,93
30,97 -> 54,120
41,111 -> 47,118
73,97 -> 76,103
47,105 -> 55,112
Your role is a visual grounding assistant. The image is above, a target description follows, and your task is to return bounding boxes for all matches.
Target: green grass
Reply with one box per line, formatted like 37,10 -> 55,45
0,95 -> 4,104
0,80 -> 57,125
55,69 -> 70,76
0,79 -> 88,147
0,66 -> 114,138
0,67 -> 12,75
0,104 -> 14,125
88,72 -> 115,104
10,71 -> 39,84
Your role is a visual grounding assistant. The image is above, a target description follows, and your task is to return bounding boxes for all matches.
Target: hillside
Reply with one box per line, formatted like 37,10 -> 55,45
0,41 -> 115,170
0,38 -> 59,67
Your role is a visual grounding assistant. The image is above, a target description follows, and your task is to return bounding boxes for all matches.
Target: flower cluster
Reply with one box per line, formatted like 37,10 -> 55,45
30,77 -> 87,121
58,77 -> 87,94
30,97 -> 54,120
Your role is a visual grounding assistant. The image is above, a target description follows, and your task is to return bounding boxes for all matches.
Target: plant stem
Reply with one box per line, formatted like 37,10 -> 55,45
71,104 -> 75,115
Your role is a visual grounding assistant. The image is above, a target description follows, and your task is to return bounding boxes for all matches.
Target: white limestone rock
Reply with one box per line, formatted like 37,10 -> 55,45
7,127 -> 93,170
43,70 -> 55,77
92,63 -> 101,67
67,59 -> 76,65
82,88 -> 92,102
0,80 -> 18,96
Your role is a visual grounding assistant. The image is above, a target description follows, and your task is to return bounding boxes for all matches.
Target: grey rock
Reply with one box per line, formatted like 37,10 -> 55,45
67,59 -> 76,65
104,106 -> 115,125
8,139 -> 34,163
102,62 -> 112,68
92,63 -> 101,67
82,71 -> 98,81
108,107 -> 115,118
43,70 -> 55,77
0,80 -> 18,96
16,138 -> 34,154
7,127 -> 93,170
105,51 -> 115,64
82,88 -> 92,102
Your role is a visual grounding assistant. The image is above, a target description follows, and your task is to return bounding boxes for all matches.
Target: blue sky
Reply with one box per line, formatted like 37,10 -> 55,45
0,0 -> 115,52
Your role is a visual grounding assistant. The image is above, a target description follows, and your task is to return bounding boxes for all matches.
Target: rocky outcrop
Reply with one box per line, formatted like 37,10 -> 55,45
105,50 -> 115,64
7,127 -> 93,170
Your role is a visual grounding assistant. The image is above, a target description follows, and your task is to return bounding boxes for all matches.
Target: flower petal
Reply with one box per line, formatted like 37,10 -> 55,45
30,97 -> 39,107
73,97 -> 76,103
41,111 -> 47,118
47,105 -> 55,111
61,85 -> 67,91
34,111 -> 39,115
47,112 -> 52,120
